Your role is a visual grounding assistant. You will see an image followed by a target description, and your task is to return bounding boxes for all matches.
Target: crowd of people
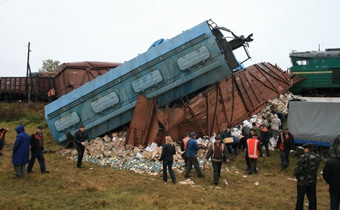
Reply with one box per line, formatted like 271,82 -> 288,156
2,117 -> 340,209
169,109 -> 340,210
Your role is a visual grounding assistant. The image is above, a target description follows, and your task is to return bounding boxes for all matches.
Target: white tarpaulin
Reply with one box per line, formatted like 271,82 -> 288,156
288,101 -> 340,143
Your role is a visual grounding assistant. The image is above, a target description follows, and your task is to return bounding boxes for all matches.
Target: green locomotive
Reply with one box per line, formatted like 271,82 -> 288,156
289,48 -> 340,96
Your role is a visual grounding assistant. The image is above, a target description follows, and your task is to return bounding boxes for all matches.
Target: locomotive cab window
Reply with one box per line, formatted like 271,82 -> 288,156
295,60 -> 308,66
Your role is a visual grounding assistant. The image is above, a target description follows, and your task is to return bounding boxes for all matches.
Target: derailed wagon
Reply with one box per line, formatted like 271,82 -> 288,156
126,62 -> 303,146
45,19 -> 253,144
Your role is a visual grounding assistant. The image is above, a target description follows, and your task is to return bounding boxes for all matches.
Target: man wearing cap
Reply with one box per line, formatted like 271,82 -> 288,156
294,142 -> 322,210
323,147 -> 340,210
184,132 -> 204,178
205,135 -> 229,185
329,134 -> 340,158
27,126 -> 49,174
220,125 -> 233,155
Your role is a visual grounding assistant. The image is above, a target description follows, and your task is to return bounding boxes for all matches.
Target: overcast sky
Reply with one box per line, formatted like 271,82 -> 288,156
1,0 -> 339,77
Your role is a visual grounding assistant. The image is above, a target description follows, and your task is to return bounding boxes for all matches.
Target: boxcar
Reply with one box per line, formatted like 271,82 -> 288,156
54,61 -> 122,98
45,19 -> 253,144
0,76 -> 53,102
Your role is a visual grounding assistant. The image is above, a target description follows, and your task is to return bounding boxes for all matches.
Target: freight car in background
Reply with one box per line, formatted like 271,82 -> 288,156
289,48 -> 340,96
54,61 -> 122,98
0,61 -> 121,102
0,74 -> 54,102
45,19 -> 254,144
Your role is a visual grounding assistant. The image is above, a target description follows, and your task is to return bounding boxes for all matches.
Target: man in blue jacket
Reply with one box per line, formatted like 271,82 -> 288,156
184,132 -> 204,178
12,124 -> 30,178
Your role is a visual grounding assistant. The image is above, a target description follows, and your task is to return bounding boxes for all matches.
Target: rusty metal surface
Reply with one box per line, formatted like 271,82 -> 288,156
54,61 -> 121,98
126,95 -> 159,146
0,76 -> 53,101
127,62 -> 303,146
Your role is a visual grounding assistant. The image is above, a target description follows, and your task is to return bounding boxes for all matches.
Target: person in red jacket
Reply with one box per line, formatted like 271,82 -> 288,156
245,129 -> 260,175
0,127 -> 8,156
276,127 -> 296,171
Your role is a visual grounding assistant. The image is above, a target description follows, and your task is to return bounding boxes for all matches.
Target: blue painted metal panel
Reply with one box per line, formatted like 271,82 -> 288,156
45,20 -> 243,144
295,139 -> 331,147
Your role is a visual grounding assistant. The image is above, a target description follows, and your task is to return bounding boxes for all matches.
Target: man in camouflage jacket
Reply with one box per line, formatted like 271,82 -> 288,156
294,143 -> 322,210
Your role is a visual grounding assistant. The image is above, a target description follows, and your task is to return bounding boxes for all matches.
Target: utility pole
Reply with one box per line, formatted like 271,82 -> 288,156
26,42 -> 34,102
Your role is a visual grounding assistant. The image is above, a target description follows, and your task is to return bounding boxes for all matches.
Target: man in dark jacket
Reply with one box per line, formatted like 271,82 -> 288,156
12,124 -> 30,178
276,127 -> 295,171
294,143 -> 322,210
73,125 -> 89,168
323,147 -> 340,210
220,125 -> 233,155
205,135 -> 229,185
259,124 -> 270,157
27,126 -> 49,174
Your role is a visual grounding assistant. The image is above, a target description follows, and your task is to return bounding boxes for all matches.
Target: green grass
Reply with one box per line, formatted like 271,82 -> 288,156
0,102 -> 331,210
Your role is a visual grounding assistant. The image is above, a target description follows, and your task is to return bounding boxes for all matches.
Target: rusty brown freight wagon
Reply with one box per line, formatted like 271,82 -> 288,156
0,76 -> 53,102
54,61 -> 122,98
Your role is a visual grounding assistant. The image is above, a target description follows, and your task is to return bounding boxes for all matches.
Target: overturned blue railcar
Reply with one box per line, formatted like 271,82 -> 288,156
45,19 -> 253,144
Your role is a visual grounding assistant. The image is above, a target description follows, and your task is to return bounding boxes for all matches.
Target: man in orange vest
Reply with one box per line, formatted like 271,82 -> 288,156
27,126 -> 49,174
245,129 -> 260,175
181,133 -> 190,166
48,87 -> 56,102
205,135 -> 230,185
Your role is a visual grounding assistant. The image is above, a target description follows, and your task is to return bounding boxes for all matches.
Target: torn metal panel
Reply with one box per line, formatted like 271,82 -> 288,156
126,95 -> 157,146
151,62 -> 303,145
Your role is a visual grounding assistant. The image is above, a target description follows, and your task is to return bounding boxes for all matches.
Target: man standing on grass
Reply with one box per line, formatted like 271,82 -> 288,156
184,132 -> 204,178
245,129 -> 260,175
294,142 -> 322,210
12,124 -> 30,178
277,127 -> 296,171
323,147 -> 340,210
205,135 -> 229,185
73,125 -> 89,168
27,126 -> 49,174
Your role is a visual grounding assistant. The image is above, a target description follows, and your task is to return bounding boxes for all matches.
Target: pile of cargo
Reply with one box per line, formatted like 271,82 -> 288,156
59,132 -> 210,175
59,92 -> 292,175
